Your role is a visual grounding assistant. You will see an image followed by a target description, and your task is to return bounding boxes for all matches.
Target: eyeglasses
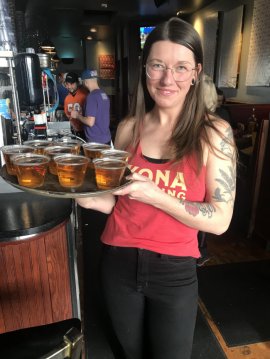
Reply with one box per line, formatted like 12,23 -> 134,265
145,61 -> 196,82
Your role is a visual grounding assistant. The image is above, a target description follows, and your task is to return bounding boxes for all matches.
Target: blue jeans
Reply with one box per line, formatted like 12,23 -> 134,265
100,244 -> 198,359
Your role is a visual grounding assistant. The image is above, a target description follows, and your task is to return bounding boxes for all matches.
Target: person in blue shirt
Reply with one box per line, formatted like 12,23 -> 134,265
70,69 -> 111,144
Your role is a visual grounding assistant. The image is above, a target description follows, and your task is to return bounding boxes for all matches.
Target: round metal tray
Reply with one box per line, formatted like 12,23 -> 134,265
0,165 -> 131,199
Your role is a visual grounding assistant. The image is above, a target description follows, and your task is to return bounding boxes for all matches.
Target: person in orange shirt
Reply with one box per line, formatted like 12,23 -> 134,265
64,72 -> 88,139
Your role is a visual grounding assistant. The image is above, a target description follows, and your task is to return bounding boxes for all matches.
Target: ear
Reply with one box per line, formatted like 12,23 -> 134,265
195,63 -> 202,80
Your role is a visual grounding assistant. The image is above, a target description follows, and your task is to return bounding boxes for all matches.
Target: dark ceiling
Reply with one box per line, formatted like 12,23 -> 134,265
14,0 -> 216,41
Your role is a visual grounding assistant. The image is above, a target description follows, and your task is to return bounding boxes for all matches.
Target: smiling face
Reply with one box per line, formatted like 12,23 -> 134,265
146,40 -> 201,111
65,81 -> 78,94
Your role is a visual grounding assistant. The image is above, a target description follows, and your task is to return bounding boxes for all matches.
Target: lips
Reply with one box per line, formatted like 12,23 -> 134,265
157,89 -> 176,96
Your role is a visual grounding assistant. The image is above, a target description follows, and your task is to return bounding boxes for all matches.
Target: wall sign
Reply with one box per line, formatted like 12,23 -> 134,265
99,54 -> 115,79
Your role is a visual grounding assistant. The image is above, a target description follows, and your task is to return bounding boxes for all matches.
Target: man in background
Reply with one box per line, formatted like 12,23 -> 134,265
56,72 -> 68,108
71,69 -> 111,144
64,72 -> 88,139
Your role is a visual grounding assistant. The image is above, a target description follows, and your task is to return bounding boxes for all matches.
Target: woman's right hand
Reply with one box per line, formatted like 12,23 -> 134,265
76,193 -> 116,214
113,172 -> 163,206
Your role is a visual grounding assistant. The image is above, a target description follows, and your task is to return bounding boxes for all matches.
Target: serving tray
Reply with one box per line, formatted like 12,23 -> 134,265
0,165 -> 131,199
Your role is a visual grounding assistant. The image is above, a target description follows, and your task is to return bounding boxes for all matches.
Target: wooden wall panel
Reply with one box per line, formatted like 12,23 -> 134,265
0,221 -> 73,333
20,239 -> 53,326
29,239 -> 53,324
0,300 -> 5,333
2,245 -> 23,332
45,224 -> 72,322
12,243 -> 32,329
0,248 -> 8,333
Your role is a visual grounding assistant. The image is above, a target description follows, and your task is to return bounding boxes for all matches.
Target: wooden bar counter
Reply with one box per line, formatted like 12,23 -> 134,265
0,178 -> 80,334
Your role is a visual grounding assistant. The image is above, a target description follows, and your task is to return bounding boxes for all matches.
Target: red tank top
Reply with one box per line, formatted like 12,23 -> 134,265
101,144 -> 206,257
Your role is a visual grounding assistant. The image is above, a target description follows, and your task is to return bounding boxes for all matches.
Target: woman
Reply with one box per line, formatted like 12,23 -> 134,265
77,17 -> 236,359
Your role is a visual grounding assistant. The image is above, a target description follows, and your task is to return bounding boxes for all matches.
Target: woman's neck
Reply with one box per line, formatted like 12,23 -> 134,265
149,107 -> 180,128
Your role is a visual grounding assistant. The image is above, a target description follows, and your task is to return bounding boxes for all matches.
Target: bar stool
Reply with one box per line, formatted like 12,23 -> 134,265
0,318 -> 83,359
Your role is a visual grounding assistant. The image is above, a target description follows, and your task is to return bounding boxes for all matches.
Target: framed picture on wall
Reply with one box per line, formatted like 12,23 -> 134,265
99,55 -> 115,79
201,12 -> 219,79
246,0 -> 270,86
216,5 -> 244,88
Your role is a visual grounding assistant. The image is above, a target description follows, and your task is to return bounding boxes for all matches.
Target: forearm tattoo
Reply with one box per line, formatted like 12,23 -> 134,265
179,199 -> 215,218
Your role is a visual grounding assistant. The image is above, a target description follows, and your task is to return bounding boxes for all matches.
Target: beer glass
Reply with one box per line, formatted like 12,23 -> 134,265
82,142 -> 111,168
93,157 -> 127,190
44,145 -> 74,175
100,149 -> 130,162
55,138 -> 83,155
54,154 -> 89,188
24,139 -> 54,155
0,144 -> 35,175
12,153 -> 50,188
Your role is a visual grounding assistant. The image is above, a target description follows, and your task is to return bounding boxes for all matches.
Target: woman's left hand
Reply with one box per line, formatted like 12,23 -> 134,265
113,172 -> 164,205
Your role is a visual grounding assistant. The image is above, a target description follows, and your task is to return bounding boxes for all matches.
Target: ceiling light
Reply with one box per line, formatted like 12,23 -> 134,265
46,49 -> 56,55
90,27 -> 97,33
86,36 -> 92,40
40,39 -> 55,51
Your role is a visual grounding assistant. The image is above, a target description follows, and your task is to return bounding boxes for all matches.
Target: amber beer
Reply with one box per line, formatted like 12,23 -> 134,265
24,140 -> 53,155
100,149 -> 131,162
12,154 -> 49,188
54,154 -> 89,188
55,138 -> 83,155
44,145 -> 74,175
0,145 -> 35,175
82,143 -> 111,168
93,158 -> 127,190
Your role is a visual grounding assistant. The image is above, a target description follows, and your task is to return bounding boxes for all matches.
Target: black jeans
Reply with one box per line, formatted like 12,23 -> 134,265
100,245 -> 198,359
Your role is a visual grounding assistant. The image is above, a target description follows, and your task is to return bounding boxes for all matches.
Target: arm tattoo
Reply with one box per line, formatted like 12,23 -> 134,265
178,165 -> 236,216
213,166 -> 236,204
178,127 -> 236,217
179,199 -> 215,218
216,127 -> 236,205
220,127 -> 234,158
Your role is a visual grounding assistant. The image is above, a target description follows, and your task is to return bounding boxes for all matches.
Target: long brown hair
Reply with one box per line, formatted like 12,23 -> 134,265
128,17 -> 233,171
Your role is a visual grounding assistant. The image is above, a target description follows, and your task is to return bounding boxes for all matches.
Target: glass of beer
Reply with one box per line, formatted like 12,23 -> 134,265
44,145 -> 75,175
55,138 -> 83,155
54,154 -> 89,188
12,153 -> 50,188
23,140 -> 54,155
82,142 -> 111,168
93,157 -> 127,190
0,144 -> 35,175
100,149 -> 131,162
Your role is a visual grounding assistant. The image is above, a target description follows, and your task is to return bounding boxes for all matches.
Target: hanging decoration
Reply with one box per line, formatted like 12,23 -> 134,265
99,54 -> 115,79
